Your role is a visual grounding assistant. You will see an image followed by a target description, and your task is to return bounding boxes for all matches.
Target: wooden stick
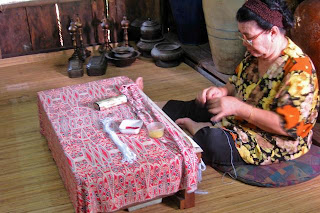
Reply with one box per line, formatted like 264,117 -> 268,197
137,88 -> 203,153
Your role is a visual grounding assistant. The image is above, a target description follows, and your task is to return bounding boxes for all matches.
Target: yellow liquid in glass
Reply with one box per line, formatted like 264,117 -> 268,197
149,130 -> 164,138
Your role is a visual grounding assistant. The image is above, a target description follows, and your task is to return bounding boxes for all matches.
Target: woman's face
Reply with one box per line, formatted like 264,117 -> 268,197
238,21 -> 272,58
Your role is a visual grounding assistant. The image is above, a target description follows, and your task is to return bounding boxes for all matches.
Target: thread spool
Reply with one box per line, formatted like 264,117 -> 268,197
94,95 -> 127,110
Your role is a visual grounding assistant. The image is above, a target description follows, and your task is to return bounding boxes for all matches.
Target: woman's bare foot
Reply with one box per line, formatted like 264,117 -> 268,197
135,77 -> 168,109
135,77 -> 144,90
176,118 -> 211,136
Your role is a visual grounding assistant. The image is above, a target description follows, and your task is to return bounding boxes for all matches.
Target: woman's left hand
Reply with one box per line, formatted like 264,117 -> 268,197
206,96 -> 241,121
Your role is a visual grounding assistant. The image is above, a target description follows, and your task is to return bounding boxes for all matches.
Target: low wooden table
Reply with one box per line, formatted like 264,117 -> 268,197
37,76 -> 201,212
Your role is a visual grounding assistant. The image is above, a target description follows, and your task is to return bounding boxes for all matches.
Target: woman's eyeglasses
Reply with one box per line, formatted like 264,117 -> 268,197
238,30 -> 266,46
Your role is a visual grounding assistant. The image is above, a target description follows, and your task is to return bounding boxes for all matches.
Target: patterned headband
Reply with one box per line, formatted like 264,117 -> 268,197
244,0 -> 284,28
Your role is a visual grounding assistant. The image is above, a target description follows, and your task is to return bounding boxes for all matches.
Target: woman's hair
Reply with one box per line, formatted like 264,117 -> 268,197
236,0 -> 294,32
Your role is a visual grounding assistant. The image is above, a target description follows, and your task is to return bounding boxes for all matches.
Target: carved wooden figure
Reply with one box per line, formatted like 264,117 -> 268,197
68,20 -> 80,61
99,16 -> 112,53
67,19 -> 84,78
75,15 -> 91,60
121,16 -> 130,47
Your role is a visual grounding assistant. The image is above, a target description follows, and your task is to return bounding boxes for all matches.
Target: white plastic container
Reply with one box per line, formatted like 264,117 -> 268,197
119,119 -> 143,134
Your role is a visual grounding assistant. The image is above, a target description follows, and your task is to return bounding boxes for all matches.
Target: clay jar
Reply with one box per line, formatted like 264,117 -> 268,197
137,18 -> 164,57
151,42 -> 184,68
290,0 -> 320,121
202,0 -> 246,75
140,18 -> 162,40
291,0 -> 320,86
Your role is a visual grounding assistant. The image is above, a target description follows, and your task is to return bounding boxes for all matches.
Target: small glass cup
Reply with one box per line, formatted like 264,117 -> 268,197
147,122 -> 165,138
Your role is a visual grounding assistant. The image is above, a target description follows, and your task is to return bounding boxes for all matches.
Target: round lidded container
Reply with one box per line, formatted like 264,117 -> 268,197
140,18 -> 162,40
146,122 -> 165,138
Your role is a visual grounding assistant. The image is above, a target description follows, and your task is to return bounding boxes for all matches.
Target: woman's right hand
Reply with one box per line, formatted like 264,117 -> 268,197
196,86 -> 227,107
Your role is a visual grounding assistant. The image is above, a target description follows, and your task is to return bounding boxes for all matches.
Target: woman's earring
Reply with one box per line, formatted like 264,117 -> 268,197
270,34 -> 274,42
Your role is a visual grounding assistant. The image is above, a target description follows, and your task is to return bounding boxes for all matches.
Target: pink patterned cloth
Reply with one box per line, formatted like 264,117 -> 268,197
37,76 -> 198,212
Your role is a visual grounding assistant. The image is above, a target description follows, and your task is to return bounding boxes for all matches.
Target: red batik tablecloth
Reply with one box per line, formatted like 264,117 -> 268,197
37,76 -> 198,212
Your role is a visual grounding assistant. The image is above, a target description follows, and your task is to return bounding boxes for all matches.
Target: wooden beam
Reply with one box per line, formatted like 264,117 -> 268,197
0,0 -> 81,9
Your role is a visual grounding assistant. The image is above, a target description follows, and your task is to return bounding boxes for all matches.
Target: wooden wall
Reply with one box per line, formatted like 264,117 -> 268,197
0,0 -> 105,58
0,7 -> 32,58
0,0 -> 162,59
106,0 -> 161,45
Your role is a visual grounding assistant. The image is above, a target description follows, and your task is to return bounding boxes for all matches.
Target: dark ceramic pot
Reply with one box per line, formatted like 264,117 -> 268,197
136,37 -> 165,58
151,42 -> 184,68
140,18 -> 162,40
111,46 -> 135,59
105,50 -> 140,67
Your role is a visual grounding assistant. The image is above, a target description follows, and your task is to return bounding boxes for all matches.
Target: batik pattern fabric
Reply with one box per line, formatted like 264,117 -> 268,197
37,76 -> 198,212
225,38 -> 319,165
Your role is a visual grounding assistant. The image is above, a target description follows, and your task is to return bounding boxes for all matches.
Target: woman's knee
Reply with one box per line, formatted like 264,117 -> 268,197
194,127 -> 230,149
193,127 -> 239,165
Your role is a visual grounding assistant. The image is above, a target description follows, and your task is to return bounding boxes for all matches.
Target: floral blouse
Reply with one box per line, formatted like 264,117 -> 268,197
223,38 -> 319,165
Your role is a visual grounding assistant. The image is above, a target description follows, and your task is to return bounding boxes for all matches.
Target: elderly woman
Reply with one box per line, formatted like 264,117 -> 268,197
157,0 -> 319,167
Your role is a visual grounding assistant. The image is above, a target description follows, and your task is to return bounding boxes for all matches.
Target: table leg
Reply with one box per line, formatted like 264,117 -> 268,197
172,152 -> 201,209
173,189 -> 195,209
